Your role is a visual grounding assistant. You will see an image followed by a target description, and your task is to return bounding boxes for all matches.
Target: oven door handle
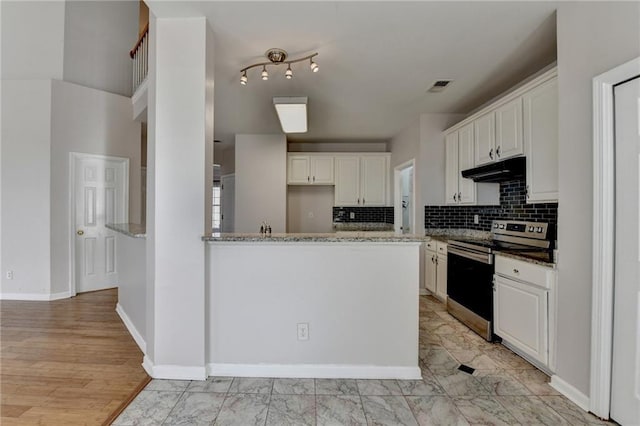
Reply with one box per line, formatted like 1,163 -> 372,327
448,246 -> 494,265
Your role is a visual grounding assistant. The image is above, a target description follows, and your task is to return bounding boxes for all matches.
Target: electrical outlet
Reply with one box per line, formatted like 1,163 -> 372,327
349,212 -> 355,219
6,270 -> 14,280
297,323 -> 309,341
474,214 -> 479,224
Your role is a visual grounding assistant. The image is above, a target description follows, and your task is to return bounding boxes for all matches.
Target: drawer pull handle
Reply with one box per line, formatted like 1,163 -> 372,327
513,268 -> 519,274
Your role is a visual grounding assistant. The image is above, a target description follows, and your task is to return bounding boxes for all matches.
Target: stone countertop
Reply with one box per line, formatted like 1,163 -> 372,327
203,232 -> 427,243
106,223 -> 146,238
494,250 -> 556,267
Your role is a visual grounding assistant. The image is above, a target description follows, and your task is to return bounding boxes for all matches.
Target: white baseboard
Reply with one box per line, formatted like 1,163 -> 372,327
419,288 -> 428,296
0,291 -> 70,301
143,355 -> 207,381
206,363 -> 422,380
115,303 -> 146,353
550,375 -> 590,411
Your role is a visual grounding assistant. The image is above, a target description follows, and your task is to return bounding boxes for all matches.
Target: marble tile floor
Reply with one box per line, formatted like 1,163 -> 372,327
114,295 -> 614,425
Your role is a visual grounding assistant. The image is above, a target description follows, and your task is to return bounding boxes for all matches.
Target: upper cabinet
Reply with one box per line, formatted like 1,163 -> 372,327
524,77 -> 558,203
445,125 -> 477,205
334,154 -> 389,206
474,98 -> 524,167
444,67 -> 558,205
287,154 -> 334,185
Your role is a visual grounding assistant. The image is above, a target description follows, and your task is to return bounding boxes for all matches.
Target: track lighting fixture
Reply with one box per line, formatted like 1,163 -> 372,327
240,48 -> 318,85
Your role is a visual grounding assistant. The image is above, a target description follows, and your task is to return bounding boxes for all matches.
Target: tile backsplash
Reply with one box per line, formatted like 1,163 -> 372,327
333,206 -> 394,224
424,178 -> 558,231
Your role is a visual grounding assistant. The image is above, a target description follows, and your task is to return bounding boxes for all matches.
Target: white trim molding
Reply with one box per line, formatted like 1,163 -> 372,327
0,291 -> 70,301
551,375 -> 590,412
206,363 -> 422,380
393,159 -> 416,235
143,355 -> 207,381
115,303 -> 146,353
591,56 -> 640,419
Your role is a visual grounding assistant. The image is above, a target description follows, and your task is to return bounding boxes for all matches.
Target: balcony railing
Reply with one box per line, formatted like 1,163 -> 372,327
130,23 -> 149,94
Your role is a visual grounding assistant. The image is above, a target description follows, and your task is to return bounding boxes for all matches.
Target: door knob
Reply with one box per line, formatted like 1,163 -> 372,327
77,230 -> 84,236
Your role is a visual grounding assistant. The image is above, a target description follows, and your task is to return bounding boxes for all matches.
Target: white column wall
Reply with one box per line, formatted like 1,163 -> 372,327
0,81 -> 52,297
145,16 -> 213,379
234,134 -> 287,233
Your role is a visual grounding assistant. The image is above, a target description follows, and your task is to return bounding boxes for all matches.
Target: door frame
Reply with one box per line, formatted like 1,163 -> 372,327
69,152 -> 129,297
393,159 -> 415,234
591,56 -> 640,419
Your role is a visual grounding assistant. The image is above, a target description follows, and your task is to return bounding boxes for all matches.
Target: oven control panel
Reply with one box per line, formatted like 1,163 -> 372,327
492,220 -> 549,239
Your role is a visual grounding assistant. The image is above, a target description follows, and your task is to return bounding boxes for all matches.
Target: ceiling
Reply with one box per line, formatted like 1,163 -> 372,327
147,1 -> 558,146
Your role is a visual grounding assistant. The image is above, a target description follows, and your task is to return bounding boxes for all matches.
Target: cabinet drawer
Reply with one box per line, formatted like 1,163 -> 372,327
436,241 -> 447,254
495,255 -> 554,289
425,240 -> 436,251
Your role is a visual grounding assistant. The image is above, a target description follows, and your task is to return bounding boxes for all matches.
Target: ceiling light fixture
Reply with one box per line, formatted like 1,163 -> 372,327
240,48 -> 318,85
273,97 -> 308,133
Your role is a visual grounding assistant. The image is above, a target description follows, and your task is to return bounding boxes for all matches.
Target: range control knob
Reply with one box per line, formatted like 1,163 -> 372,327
499,224 -> 505,229
494,223 -> 499,228
536,227 -> 543,233
528,226 -> 535,232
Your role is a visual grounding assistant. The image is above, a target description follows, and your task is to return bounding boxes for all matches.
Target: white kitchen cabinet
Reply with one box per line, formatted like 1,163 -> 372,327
424,241 -> 447,301
474,112 -> 496,166
494,255 -> 556,369
287,154 -> 334,185
334,154 -> 389,206
445,125 -> 476,205
495,98 -> 524,160
474,99 -> 523,167
524,77 -> 558,203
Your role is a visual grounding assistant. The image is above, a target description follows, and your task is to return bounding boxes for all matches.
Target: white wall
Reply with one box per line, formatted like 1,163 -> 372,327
1,1 -> 65,80
287,186 -> 334,233
208,242 -> 420,378
116,234 -> 146,350
63,1 -> 139,97
49,79 -> 141,295
235,134 -> 287,233
144,16 -> 212,378
1,81 -> 52,296
555,2 -> 640,397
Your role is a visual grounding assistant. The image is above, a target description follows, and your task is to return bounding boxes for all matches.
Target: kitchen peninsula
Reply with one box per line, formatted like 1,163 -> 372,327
203,232 -> 423,379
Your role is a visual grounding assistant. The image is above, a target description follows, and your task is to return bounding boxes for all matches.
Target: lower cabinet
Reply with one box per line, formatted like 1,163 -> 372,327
493,255 -> 556,370
424,241 -> 447,301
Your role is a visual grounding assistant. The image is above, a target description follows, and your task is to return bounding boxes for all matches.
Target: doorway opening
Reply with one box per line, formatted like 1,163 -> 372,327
394,160 -> 415,234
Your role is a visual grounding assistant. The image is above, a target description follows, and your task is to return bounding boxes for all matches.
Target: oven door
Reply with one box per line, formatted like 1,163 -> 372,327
447,246 -> 494,322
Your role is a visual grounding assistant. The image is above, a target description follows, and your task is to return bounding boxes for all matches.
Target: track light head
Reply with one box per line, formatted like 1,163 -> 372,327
240,71 -> 248,85
285,65 -> 293,79
261,66 -> 268,81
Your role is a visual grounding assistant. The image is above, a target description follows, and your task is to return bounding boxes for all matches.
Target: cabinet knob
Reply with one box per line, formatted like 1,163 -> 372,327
458,192 -> 461,202
362,198 -> 365,205
489,148 -> 494,160
513,268 -> 519,274
496,146 -> 501,157
357,198 -> 360,205
526,185 -> 529,198
453,193 -> 457,202
307,176 -> 310,182
313,176 -> 315,182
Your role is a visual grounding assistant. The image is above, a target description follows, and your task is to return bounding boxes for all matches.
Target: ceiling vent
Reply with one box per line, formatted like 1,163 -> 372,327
428,80 -> 453,93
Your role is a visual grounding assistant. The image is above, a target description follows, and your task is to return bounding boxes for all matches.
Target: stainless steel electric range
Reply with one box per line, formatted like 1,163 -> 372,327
446,220 -> 554,341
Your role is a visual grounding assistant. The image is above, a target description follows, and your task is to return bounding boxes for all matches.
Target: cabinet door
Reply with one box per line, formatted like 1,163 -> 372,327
360,155 -> 388,206
457,123 -> 477,204
524,78 -> 558,203
424,251 -> 437,294
436,254 -> 447,301
495,98 -> 524,160
334,156 -> 360,206
494,275 -> 548,365
310,156 -> 334,184
474,112 -> 496,166
287,155 -> 310,184
445,132 -> 460,205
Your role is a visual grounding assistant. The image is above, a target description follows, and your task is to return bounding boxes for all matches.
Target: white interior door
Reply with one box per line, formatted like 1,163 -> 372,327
221,174 -> 235,233
611,76 -> 640,425
74,154 -> 128,294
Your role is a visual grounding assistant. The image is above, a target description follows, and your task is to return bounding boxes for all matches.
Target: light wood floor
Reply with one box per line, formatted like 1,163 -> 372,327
1,289 -> 150,425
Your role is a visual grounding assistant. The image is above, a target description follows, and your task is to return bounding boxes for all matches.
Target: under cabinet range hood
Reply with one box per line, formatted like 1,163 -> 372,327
461,157 -> 526,183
